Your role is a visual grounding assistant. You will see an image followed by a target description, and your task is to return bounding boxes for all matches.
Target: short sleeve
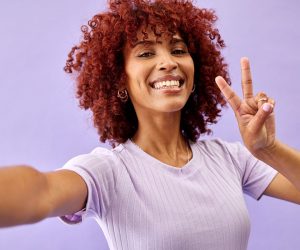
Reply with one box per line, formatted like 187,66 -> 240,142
222,140 -> 278,200
59,147 -> 119,224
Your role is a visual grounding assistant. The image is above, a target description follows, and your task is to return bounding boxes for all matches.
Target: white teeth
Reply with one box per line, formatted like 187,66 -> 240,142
153,80 -> 180,89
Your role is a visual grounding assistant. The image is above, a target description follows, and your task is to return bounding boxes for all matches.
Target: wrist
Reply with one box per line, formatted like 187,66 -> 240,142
252,139 -> 280,161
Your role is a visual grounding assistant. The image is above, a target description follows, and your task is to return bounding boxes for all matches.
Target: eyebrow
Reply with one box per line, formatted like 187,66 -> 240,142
170,38 -> 186,45
132,37 -> 186,48
132,40 -> 156,48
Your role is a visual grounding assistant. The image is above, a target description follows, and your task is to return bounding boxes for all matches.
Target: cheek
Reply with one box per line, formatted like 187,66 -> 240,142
129,65 -> 151,85
125,67 -> 149,94
189,63 -> 195,81
184,59 -> 195,81
125,65 -> 139,88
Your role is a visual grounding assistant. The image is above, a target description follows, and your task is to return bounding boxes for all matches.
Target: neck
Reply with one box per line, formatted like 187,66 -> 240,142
131,112 -> 191,167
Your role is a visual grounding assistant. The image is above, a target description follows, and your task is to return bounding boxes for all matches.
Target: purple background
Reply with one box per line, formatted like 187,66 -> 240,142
0,0 -> 299,249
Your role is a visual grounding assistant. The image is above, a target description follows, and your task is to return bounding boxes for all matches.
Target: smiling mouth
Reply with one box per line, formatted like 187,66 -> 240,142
150,79 -> 184,89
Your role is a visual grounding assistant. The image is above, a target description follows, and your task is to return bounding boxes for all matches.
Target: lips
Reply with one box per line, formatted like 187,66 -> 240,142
149,75 -> 184,88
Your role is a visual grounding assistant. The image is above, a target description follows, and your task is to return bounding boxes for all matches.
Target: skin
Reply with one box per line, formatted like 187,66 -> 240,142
215,57 -> 300,203
0,167 -> 87,227
123,28 -> 194,167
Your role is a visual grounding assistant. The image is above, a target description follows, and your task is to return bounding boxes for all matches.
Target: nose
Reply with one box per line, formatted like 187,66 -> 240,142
157,53 -> 178,72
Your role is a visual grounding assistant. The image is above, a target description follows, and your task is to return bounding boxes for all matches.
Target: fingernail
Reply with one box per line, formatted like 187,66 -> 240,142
262,103 -> 272,112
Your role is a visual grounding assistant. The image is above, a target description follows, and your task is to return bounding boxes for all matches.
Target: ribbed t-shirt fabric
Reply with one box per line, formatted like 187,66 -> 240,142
60,139 -> 277,250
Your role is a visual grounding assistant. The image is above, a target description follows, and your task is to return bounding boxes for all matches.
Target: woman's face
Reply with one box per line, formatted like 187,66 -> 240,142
123,28 -> 195,116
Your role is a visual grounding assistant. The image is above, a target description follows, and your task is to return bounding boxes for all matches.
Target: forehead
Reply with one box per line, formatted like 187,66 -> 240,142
123,25 -> 185,57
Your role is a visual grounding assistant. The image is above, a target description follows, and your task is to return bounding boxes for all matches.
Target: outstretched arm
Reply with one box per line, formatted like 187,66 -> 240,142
0,165 -> 87,227
215,57 -> 300,200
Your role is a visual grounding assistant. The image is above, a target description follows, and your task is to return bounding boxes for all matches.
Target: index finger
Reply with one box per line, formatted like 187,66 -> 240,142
215,76 -> 242,112
241,57 -> 254,100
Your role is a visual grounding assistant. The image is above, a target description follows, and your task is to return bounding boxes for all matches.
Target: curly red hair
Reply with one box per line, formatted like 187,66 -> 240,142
65,0 -> 230,147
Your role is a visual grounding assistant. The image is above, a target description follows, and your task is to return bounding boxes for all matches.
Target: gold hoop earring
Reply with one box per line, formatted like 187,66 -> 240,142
117,89 -> 128,103
191,84 -> 195,93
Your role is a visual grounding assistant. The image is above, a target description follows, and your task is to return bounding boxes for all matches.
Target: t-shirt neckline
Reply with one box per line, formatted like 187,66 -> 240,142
124,139 -> 198,174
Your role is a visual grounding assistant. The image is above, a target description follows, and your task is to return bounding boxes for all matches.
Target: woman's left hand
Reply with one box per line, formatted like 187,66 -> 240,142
215,57 -> 276,155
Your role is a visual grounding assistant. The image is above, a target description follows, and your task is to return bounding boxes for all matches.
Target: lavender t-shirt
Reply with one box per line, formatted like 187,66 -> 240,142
61,139 -> 277,250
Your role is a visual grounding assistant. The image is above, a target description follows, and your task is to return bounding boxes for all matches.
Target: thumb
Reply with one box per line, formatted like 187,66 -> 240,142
249,103 -> 274,133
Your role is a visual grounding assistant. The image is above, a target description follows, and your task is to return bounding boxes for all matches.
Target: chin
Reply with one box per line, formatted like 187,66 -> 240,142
156,100 -> 187,113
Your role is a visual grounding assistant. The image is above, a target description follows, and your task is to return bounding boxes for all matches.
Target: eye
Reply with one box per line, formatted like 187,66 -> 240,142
172,49 -> 188,55
138,51 -> 154,58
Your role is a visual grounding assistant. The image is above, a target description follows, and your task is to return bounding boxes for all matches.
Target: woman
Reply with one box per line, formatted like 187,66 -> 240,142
0,0 -> 299,249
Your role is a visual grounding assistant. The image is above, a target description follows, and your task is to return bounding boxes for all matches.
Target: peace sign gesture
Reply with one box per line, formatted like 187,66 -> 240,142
215,57 -> 276,155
